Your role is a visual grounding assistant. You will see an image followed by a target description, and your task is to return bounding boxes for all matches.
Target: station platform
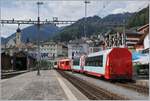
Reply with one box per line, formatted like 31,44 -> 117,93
1,70 -> 88,100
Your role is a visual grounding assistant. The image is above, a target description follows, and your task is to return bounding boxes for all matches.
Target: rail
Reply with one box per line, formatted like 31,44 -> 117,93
57,70 -> 129,100
1,70 -> 29,79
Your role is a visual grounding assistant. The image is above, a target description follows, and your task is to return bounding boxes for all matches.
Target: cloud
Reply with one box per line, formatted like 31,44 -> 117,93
111,1 -> 149,14
0,0 -> 149,38
1,24 -> 30,38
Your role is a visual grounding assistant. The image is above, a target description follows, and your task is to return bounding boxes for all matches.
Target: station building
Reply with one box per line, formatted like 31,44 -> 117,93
135,24 -> 149,52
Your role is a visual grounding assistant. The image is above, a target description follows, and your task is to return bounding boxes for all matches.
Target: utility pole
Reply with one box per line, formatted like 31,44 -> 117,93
123,12 -> 126,47
84,0 -> 90,39
37,1 -> 43,76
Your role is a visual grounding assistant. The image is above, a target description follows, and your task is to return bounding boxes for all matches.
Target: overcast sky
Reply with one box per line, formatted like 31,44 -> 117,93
0,0 -> 149,38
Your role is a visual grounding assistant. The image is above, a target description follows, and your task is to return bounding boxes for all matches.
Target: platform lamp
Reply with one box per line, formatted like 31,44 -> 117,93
37,1 -> 43,76
84,0 -> 90,39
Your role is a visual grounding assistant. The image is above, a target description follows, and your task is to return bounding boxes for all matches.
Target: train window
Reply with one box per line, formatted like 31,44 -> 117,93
73,59 -> 80,65
85,55 -> 103,67
66,61 -> 69,65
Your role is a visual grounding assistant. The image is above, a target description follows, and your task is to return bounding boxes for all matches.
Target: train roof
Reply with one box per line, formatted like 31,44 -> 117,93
59,58 -> 71,61
88,49 -> 112,57
88,48 -> 130,57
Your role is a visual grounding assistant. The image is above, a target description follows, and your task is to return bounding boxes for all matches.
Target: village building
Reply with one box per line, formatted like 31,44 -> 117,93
40,41 -> 68,60
103,31 -> 124,49
68,39 -> 89,59
125,30 -> 143,50
6,37 -> 16,49
103,29 -> 144,50
135,24 -> 149,52
86,39 -> 103,54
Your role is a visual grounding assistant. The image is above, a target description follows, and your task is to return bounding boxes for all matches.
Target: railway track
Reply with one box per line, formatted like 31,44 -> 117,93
57,70 -> 129,100
1,70 -> 29,79
114,82 -> 149,95
80,72 -> 149,95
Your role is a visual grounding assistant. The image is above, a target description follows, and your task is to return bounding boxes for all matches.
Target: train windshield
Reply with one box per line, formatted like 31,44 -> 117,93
65,61 -> 70,65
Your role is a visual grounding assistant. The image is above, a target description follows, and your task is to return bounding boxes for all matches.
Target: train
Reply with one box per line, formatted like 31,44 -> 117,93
55,48 -> 133,80
57,58 -> 72,70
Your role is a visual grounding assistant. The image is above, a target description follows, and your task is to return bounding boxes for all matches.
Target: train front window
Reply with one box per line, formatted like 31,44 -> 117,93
65,61 -> 69,65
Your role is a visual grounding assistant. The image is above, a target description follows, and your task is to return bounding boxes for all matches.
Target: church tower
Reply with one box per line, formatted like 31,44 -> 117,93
16,28 -> 21,49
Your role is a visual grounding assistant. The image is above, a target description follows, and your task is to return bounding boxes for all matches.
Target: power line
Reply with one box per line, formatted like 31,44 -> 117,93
0,20 -> 76,25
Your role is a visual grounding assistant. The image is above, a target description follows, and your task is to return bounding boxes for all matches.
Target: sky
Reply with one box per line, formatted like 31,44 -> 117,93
0,0 -> 149,38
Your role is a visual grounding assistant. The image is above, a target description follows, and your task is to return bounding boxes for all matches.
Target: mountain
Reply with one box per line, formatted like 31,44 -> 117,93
53,13 -> 133,42
1,37 -> 6,45
127,6 -> 149,28
4,24 -> 61,44
2,6 -> 148,44
53,6 -> 149,42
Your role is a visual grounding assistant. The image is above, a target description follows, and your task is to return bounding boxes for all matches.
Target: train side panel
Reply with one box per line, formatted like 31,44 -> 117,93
84,66 -> 104,77
72,65 -> 81,72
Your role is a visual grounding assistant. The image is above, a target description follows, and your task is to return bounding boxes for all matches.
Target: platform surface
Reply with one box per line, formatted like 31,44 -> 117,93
1,70 -> 88,100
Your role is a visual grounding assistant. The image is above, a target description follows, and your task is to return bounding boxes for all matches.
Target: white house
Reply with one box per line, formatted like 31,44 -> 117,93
40,41 -> 68,60
68,39 -> 89,59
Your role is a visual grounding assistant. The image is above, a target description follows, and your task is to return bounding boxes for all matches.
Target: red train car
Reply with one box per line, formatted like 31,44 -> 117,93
57,58 -> 72,70
104,48 -> 133,80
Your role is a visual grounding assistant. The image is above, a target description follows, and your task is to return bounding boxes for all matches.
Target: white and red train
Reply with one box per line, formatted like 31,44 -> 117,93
55,48 -> 133,80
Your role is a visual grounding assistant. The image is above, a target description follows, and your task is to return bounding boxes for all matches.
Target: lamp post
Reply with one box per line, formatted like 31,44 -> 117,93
122,11 -> 126,47
123,14 -> 126,47
37,1 -> 43,76
84,0 -> 90,39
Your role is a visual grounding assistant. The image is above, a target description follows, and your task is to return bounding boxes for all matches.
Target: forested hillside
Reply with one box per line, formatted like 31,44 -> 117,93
127,6 -> 149,28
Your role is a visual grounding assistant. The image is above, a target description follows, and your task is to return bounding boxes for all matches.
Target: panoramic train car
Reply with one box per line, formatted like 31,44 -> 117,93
57,58 -> 72,70
72,48 -> 133,80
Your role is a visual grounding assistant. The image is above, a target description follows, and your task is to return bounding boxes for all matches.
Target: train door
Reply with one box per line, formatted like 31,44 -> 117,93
80,55 -> 86,72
